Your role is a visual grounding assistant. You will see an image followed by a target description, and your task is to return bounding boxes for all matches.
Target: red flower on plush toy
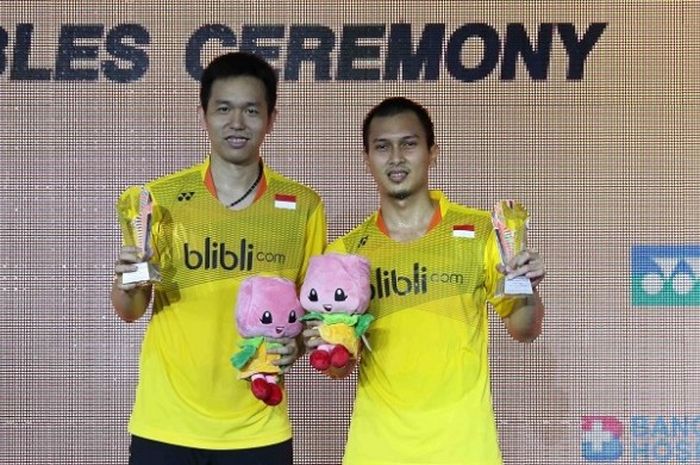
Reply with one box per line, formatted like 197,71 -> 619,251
230,276 -> 304,406
300,254 -> 373,372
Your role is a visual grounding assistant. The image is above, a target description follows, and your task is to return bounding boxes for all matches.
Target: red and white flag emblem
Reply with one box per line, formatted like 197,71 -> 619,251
274,194 -> 297,210
452,224 -> 475,238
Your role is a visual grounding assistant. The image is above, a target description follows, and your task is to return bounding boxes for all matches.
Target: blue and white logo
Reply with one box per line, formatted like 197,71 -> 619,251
582,416 -> 624,462
631,245 -> 700,306
581,415 -> 700,463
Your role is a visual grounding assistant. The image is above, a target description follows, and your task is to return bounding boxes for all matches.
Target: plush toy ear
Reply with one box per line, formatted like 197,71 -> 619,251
235,278 -> 254,333
343,255 -> 371,311
300,255 -> 323,301
237,279 -> 253,313
345,255 -> 370,283
305,255 -> 323,280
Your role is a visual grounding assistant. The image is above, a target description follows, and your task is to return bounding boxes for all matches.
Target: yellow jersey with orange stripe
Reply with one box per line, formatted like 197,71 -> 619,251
116,157 -> 326,449
328,190 -> 516,465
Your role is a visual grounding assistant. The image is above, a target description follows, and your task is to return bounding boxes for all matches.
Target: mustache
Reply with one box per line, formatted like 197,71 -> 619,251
385,163 -> 409,174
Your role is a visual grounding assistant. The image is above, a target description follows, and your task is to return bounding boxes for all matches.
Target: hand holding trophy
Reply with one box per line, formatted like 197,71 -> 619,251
491,200 -> 533,296
121,187 -> 161,285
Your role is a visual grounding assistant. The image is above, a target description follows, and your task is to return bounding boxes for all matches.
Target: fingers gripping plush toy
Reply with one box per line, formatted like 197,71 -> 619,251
230,276 -> 304,406
300,254 -> 373,372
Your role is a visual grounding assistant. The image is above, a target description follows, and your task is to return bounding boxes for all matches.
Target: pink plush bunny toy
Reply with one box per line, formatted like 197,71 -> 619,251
231,276 -> 304,406
300,253 -> 373,372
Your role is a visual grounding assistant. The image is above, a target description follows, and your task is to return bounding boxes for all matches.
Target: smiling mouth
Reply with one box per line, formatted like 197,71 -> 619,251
225,135 -> 248,149
323,304 -> 332,312
387,169 -> 408,183
275,326 -> 284,335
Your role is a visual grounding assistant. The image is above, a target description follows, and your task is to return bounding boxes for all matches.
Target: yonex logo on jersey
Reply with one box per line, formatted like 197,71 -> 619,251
184,237 -> 254,271
178,192 -> 195,201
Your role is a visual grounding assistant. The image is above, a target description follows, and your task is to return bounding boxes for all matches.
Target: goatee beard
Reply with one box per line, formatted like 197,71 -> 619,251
390,190 -> 411,200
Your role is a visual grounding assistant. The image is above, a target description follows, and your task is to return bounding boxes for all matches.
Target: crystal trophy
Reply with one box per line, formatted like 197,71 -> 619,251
491,200 -> 533,296
122,187 -> 161,284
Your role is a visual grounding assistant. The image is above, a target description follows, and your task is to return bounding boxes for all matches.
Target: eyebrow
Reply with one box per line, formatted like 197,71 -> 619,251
371,134 -> 420,143
212,99 -> 261,107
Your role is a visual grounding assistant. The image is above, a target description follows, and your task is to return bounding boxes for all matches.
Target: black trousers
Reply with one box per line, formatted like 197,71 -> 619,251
129,435 -> 293,465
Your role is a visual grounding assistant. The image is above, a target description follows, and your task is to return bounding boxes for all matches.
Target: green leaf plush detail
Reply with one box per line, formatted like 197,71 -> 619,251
230,336 -> 264,370
301,311 -> 358,326
354,314 -> 375,337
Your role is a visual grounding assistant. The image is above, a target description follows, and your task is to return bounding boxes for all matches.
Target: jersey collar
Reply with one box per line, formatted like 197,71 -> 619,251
375,190 -> 446,237
202,156 -> 268,203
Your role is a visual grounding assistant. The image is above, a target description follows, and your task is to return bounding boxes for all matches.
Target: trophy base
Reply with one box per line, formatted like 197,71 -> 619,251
122,262 -> 161,285
497,275 -> 533,297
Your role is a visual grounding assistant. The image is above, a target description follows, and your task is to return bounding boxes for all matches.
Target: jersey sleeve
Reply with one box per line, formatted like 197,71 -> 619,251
298,200 -> 327,284
484,228 -> 519,318
325,236 -> 348,254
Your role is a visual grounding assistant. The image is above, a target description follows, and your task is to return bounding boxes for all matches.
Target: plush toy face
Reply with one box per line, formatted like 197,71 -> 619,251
300,253 -> 371,314
236,276 -> 304,338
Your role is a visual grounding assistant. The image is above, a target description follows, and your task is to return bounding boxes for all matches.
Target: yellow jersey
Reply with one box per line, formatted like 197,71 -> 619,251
328,191 -> 516,465
117,157 -> 326,449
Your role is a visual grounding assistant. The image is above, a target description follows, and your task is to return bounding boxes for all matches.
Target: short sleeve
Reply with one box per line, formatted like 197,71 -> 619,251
297,200 -> 328,284
325,237 -> 348,254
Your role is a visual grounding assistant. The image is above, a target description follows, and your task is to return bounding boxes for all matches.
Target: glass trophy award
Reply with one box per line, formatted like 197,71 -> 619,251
122,187 -> 161,285
491,200 -> 533,296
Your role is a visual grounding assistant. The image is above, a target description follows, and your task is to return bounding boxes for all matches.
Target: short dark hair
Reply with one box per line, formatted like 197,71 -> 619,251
199,52 -> 278,114
362,97 -> 435,152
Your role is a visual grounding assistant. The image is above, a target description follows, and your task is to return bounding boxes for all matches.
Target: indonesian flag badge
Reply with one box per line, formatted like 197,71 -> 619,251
452,224 -> 475,238
274,194 -> 296,210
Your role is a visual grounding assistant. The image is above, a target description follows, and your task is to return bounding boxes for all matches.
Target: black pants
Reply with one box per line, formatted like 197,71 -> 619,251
129,435 -> 293,465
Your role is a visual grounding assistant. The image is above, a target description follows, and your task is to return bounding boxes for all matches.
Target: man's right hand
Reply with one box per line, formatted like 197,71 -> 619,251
302,320 -> 357,380
114,245 -> 149,291
111,245 -> 152,322
301,320 -> 324,351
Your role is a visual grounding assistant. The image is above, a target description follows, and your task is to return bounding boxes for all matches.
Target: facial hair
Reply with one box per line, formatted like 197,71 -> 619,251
389,189 -> 411,200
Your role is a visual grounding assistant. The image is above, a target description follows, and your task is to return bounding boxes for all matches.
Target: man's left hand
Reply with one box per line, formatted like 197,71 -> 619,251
268,337 -> 299,373
499,248 -> 546,289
